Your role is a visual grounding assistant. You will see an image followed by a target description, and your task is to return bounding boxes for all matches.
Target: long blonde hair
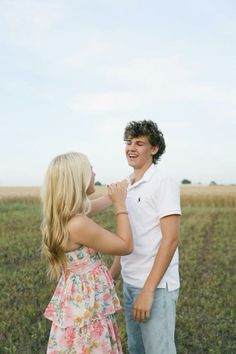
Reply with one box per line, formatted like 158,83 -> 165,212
41,152 -> 92,280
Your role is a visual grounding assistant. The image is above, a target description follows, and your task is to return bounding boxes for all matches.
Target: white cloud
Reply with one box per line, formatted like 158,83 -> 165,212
63,40 -> 111,67
0,0 -> 64,49
101,56 -> 236,105
65,47 -> 236,115
69,92 -> 138,112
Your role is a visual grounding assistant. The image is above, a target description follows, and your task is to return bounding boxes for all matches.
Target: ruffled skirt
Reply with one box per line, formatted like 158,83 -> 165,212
46,314 -> 123,354
44,251 -> 123,353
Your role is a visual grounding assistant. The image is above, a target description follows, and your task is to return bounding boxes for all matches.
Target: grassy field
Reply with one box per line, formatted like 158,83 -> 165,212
0,187 -> 236,353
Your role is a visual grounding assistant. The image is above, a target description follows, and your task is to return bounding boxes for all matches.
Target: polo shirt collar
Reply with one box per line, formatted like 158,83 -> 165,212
128,163 -> 156,189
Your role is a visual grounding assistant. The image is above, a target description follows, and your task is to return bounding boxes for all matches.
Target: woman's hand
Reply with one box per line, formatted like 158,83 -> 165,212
107,180 -> 128,210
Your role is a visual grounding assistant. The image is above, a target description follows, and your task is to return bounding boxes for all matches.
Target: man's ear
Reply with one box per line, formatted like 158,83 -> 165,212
151,146 -> 159,155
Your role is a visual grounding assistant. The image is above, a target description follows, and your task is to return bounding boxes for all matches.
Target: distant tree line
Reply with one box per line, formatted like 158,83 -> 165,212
181,179 -> 191,184
95,181 -> 102,186
181,179 -> 217,185
96,179 -> 219,186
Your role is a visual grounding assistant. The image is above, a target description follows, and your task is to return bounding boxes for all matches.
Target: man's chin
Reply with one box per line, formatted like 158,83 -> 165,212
127,160 -> 137,168
87,188 -> 95,195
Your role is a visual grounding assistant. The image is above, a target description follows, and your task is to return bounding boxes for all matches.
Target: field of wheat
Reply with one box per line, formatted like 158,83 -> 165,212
0,186 -> 235,353
1,184 -> 236,206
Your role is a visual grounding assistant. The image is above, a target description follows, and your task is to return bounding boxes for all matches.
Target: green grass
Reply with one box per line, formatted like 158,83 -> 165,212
0,200 -> 235,353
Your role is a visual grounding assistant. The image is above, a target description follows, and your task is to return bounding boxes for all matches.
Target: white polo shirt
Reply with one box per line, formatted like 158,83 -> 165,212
121,164 -> 181,290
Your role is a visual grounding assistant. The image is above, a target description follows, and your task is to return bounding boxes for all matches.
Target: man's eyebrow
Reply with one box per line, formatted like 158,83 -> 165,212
125,138 -> 145,141
135,140 -> 146,144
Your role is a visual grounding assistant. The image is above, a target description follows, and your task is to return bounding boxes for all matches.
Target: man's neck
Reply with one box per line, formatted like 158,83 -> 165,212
131,162 -> 153,185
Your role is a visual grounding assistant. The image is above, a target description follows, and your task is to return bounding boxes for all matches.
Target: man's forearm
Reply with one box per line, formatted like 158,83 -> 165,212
110,256 -> 121,280
143,238 -> 178,292
143,215 -> 180,292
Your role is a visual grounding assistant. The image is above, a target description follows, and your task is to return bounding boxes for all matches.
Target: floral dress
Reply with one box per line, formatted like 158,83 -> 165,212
44,247 -> 123,354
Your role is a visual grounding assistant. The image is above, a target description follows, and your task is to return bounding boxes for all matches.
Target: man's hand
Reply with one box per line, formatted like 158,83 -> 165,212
132,289 -> 154,322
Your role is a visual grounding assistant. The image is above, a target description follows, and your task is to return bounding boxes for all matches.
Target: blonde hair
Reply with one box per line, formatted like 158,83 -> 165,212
41,152 -> 92,280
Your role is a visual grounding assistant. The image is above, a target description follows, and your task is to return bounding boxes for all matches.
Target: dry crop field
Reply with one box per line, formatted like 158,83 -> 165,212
1,184 -> 236,205
0,186 -> 107,201
0,185 -> 235,353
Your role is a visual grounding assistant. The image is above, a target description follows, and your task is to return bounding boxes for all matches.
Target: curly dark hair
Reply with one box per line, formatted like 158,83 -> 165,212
124,120 -> 166,164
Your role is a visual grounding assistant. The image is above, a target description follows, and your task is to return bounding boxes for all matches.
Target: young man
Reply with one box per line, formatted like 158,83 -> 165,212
111,120 -> 181,354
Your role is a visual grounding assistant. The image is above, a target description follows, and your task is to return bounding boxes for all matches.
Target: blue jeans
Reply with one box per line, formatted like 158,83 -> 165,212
123,282 -> 179,354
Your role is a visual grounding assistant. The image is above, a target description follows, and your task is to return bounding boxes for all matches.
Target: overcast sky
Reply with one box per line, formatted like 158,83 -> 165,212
0,0 -> 235,186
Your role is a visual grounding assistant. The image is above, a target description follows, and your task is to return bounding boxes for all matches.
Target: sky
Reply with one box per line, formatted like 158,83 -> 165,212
0,0 -> 235,186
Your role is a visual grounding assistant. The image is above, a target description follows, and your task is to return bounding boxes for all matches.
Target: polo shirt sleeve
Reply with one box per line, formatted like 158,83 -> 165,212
155,176 -> 181,218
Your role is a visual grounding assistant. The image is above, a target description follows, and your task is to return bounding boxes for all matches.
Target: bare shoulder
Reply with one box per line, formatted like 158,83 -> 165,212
67,213 -> 107,249
67,214 -> 92,236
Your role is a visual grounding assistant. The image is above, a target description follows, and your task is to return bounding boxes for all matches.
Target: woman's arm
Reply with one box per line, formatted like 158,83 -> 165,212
68,182 -> 133,255
88,194 -> 112,216
68,214 -> 132,255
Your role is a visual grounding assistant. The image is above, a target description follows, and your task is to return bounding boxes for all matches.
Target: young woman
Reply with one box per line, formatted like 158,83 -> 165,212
41,152 -> 132,353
